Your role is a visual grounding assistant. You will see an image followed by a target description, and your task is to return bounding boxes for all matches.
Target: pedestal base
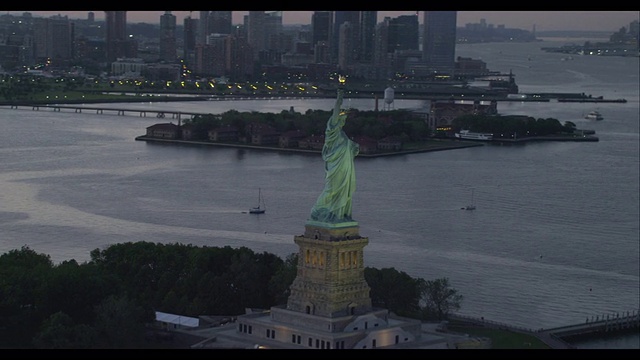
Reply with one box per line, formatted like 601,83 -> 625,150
304,221 -> 360,241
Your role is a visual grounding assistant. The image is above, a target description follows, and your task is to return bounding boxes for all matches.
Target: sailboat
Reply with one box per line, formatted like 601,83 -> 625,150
462,188 -> 476,211
249,188 -> 266,214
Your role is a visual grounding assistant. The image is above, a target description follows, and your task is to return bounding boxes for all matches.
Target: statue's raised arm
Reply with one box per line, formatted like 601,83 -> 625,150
333,88 -> 344,116
328,89 -> 345,129
308,81 -> 360,225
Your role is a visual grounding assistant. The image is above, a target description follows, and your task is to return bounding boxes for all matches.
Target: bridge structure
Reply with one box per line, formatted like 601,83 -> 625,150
4,104 -> 216,121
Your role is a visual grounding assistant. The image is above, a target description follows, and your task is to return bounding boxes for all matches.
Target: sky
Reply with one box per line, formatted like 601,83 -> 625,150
4,11 -> 639,32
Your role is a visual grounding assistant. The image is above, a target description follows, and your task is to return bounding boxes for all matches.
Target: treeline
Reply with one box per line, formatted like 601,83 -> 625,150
0,242 -> 462,349
186,110 -> 577,143
183,108 -> 431,142
452,114 -> 577,137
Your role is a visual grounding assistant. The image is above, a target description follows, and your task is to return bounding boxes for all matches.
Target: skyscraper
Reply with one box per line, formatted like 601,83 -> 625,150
422,11 -> 457,77
33,16 -> 72,65
388,14 -> 419,52
247,11 -> 266,60
264,11 -> 283,50
226,35 -> 254,81
337,21 -> 355,70
183,14 -> 197,65
331,11 -> 359,64
197,11 -> 209,46
311,11 -> 332,48
373,17 -> 390,67
210,11 -> 232,35
311,11 -> 332,64
105,11 -> 135,63
359,11 -> 377,64
159,11 -> 176,63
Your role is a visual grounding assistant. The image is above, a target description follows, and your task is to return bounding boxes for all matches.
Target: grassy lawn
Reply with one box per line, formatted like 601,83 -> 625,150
448,325 -> 551,349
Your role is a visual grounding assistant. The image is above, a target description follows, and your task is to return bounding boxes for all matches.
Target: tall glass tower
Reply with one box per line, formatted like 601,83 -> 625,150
159,11 -> 177,62
104,11 -> 128,62
422,11 -> 457,77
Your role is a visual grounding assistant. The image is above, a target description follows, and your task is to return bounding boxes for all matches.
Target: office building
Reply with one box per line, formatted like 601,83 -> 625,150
311,11 -> 332,48
33,16 -> 72,65
183,15 -> 197,66
373,17 -> 390,67
197,11 -> 209,46
247,11 -> 266,60
159,11 -> 177,63
210,11 -> 232,35
337,21 -> 355,70
388,14 -> 419,53
105,11 -> 136,63
331,11 -> 360,64
422,11 -> 457,77
359,11 -> 377,64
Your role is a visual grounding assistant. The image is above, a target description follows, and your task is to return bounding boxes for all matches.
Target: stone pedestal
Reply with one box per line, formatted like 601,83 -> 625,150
304,220 -> 360,241
286,223 -> 372,318
235,222 -> 423,349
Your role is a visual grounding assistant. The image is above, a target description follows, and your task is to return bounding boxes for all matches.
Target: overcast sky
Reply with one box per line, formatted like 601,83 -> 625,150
6,11 -> 639,32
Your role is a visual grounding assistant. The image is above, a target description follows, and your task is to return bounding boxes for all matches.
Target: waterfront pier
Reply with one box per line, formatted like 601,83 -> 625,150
449,310 -> 639,349
542,310 -> 640,340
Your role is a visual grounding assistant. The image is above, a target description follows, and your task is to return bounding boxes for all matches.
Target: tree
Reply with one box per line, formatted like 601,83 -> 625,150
563,121 -> 577,133
32,311 -> 97,349
38,260 -> 117,325
365,267 -> 423,318
268,253 -> 298,305
0,246 -> 54,347
419,277 -> 463,321
93,294 -> 154,348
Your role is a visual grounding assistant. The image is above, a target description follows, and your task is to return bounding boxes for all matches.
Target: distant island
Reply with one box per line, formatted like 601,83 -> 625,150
135,110 -> 598,158
539,23 -> 639,57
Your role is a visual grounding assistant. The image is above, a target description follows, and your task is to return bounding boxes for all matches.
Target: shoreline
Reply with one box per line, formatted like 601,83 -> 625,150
0,87 -> 628,106
134,136 -> 485,157
134,134 -> 599,157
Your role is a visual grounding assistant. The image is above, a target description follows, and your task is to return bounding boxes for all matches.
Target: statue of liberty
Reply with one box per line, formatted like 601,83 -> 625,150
309,76 -> 360,224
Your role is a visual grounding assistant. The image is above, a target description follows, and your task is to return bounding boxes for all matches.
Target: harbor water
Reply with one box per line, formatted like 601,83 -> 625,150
0,40 -> 638,348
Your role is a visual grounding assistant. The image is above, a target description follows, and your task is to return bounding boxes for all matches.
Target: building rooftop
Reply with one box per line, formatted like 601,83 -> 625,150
175,320 -> 472,349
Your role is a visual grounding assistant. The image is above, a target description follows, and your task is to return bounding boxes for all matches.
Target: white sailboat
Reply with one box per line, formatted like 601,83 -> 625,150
463,188 -> 476,210
249,188 -> 266,214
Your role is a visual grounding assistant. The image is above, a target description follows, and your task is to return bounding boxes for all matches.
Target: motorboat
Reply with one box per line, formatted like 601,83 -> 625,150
585,110 -> 603,121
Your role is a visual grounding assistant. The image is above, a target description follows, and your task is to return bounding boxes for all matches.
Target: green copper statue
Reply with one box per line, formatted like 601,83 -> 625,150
309,78 -> 360,224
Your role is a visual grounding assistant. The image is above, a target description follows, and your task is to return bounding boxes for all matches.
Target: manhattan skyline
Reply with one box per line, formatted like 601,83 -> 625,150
4,10 -> 639,32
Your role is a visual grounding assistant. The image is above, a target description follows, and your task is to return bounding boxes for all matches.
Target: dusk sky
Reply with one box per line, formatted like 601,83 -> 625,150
5,11 -> 639,32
